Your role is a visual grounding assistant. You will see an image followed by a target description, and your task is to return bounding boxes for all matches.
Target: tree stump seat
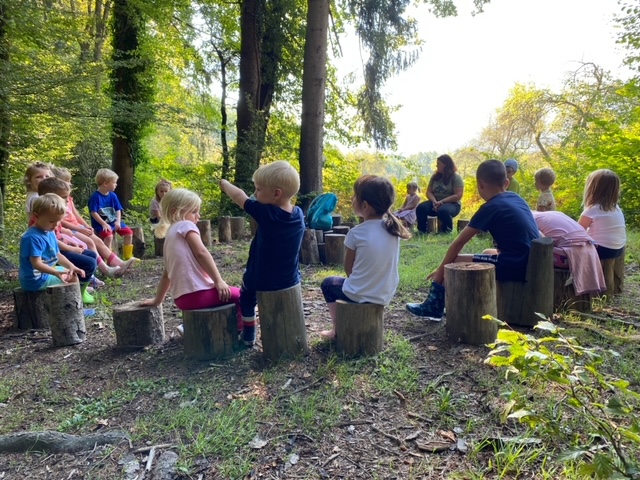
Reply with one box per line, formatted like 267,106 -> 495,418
13,288 -> 49,330
182,304 -> 240,360
335,300 -> 384,357
113,301 -> 164,349
553,268 -> 592,313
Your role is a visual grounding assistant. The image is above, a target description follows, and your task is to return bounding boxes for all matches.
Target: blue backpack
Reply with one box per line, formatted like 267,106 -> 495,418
307,193 -> 338,230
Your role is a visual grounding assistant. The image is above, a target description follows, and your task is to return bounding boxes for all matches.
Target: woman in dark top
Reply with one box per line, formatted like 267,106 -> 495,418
416,154 -> 464,233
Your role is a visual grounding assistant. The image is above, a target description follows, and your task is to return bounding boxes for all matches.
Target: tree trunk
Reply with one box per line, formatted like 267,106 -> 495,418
298,0 -> 329,211
46,283 -> 86,347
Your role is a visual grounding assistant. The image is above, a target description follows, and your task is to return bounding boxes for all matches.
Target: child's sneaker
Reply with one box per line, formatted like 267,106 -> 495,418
176,324 -> 184,337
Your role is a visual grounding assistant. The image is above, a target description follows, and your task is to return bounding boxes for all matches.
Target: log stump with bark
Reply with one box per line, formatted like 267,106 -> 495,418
154,235 -> 165,257
324,234 -> 346,265
230,216 -> 246,239
335,300 -> 384,357
497,237 -> 554,327
113,302 -> 165,349
444,263 -> 497,345
182,304 -> 239,360
457,219 -> 470,232
13,288 -> 49,330
300,229 -> 320,265
196,220 -> 212,247
131,226 -> 146,258
46,283 -> 86,347
218,216 -> 232,243
600,248 -> 625,299
553,268 -> 592,312
257,283 -> 308,362
332,225 -> 350,235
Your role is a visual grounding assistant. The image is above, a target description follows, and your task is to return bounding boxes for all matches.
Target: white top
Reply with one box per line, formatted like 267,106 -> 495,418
581,204 -> 626,249
164,220 -> 215,299
342,219 -> 400,305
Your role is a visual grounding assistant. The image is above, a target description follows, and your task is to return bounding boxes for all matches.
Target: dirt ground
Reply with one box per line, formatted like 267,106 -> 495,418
0,243 -> 638,480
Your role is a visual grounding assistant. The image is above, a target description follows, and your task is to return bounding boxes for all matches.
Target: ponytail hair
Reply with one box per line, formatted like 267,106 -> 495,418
153,188 -> 202,238
353,175 -> 411,239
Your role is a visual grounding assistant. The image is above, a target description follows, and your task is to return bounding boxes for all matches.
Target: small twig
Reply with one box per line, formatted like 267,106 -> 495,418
145,447 -> 156,471
290,378 -> 324,396
132,443 -> 174,454
371,425 -> 404,445
322,452 -> 340,467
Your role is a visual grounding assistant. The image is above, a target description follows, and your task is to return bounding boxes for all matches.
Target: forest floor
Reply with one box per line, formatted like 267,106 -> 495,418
0,236 -> 639,480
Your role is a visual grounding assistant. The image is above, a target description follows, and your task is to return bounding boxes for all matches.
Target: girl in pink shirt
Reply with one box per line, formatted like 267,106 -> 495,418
142,189 -> 242,335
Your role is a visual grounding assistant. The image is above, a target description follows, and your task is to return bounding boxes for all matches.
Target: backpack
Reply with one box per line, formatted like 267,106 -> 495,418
306,193 -> 338,230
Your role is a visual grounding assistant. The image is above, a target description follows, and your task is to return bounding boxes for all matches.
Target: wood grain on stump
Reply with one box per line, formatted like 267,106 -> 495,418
183,304 -> 239,360
113,302 -> 164,348
46,283 -> 86,347
335,301 -> 384,357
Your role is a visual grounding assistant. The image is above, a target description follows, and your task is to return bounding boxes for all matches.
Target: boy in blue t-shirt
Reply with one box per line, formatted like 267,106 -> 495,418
406,159 -> 539,320
20,194 -> 86,292
220,161 -> 305,346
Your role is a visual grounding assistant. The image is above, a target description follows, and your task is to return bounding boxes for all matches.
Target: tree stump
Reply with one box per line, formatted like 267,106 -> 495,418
153,235 -> 165,257
315,229 -> 324,243
113,302 -> 164,349
600,248 -> 625,299
300,229 -> 320,265
46,283 -> 86,347
218,216 -> 232,243
230,216 -> 245,239
131,226 -> 146,258
13,288 -> 49,330
444,263 -> 497,345
182,304 -> 239,360
553,268 -> 592,313
324,234 -> 346,265
331,214 -> 342,227
428,216 -> 441,233
317,243 -> 326,264
250,217 -> 258,237
335,301 -> 384,357
497,237 -> 554,327
457,219 -> 470,232
196,220 -> 212,247
332,226 -> 350,235
257,283 -> 308,362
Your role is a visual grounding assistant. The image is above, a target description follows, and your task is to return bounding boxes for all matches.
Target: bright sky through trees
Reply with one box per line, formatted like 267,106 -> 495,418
345,0 -> 630,155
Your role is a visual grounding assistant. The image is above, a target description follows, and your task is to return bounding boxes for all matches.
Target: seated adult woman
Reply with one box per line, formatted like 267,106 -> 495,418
416,154 -> 464,233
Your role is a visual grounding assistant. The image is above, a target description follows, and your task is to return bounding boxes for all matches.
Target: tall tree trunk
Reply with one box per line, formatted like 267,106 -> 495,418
0,0 -> 9,240
298,0 -> 328,211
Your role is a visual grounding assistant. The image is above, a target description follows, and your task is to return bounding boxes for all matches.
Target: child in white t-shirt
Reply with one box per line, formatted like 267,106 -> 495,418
320,175 -> 411,338
142,188 -> 242,335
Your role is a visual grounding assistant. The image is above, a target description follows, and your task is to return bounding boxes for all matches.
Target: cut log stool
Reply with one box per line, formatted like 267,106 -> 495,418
113,302 -> 164,349
46,283 -> 86,347
600,248 -> 625,299
218,216 -> 232,243
131,226 -> 146,258
182,304 -> 240,360
154,235 -> 165,257
230,216 -> 246,239
13,288 -> 49,330
444,263 -> 497,345
553,268 -> 592,312
457,219 -> 470,232
257,284 -> 308,361
497,237 -> 554,327
300,229 -> 320,265
324,234 -> 346,265
335,301 -> 384,357
196,220 -> 212,247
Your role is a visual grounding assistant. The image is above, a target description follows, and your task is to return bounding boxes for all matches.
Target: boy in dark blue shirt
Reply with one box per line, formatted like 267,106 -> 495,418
406,159 -> 539,320
220,161 -> 305,346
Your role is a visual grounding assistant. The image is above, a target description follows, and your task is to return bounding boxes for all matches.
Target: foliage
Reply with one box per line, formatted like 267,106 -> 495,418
486,317 -> 640,479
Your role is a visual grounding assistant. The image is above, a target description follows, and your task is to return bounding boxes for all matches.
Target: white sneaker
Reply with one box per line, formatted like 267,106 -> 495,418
176,324 -> 184,337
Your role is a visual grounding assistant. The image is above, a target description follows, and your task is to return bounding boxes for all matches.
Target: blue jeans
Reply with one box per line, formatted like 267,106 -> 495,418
416,201 -> 461,233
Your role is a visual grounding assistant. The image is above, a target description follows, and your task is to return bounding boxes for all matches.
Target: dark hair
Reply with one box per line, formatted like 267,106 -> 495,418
38,176 -> 70,196
354,175 -> 411,239
476,159 -> 507,188
432,154 -> 457,185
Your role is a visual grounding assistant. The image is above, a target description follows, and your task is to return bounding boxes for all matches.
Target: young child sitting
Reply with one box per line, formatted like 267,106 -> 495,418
504,158 -> 520,194
220,161 -> 305,346
150,179 -> 172,224
406,159 -> 539,320
394,181 -> 421,228
19,194 -> 88,295
578,169 -> 626,260
535,167 -> 556,211
88,168 -> 135,259
141,189 -> 242,336
320,175 -> 411,337
532,210 -> 606,296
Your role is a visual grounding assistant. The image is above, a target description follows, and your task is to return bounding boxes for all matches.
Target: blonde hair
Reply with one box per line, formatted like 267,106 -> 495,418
535,168 -> 556,188
155,179 -> 173,201
95,168 -> 118,185
153,188 -> 202,238
252,161 -> 300,198
51,166 -> 72,182
32,193 -> 66,216
583,169 -> 620,212
38,177 -> 70,197
24,162 -> 51,191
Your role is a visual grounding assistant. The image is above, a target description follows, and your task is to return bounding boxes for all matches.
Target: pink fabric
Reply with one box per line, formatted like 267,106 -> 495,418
174,287 -> 242,331
533,211 -> 606,295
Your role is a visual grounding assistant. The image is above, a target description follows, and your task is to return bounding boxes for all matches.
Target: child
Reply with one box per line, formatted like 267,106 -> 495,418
578,169 -> 626,260
504,158 -> 520,194
150,179 -> 172,224
220,161 -> 305,346
535,167 -> 556,211
394,181 -> 421,228
19,194 -> 90,297
406,159 -> 539,320
50,167 -> 135,278
24,162 -> 52,222
88,168 -> 135,258
320,175 -> 411,337
141,189 -> 242,335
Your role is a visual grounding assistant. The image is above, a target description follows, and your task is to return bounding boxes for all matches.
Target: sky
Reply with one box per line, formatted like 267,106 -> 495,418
336,0 -> 631,155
